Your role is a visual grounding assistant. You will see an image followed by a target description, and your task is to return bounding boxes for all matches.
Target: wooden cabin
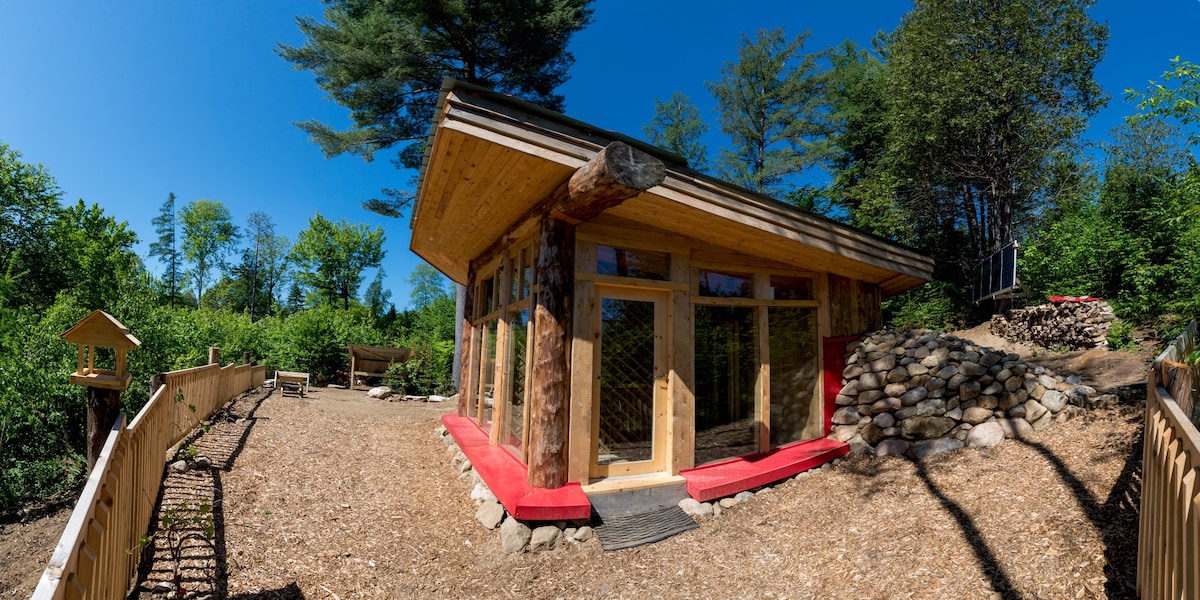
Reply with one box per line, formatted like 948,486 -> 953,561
413,80 -> 934,518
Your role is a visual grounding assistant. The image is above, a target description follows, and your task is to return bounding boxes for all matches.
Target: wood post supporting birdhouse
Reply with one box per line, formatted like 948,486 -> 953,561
60,310 -> 141,471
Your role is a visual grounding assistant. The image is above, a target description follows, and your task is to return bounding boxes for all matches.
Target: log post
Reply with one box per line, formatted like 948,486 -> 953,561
526,215 -> 575,488
525,141 -> 666,489
208,347 -> 220,365
85,388 -> 122,471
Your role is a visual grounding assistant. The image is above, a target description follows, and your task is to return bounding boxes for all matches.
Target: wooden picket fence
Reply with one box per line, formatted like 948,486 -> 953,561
31,361 -> 265,599
1139,319 -> 1200,599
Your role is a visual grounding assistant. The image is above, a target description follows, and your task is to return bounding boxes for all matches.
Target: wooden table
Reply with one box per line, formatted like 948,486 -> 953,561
275,370 -> 310,397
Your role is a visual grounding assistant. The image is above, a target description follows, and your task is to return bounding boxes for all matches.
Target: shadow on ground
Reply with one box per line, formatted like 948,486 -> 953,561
131,387 -> 309,600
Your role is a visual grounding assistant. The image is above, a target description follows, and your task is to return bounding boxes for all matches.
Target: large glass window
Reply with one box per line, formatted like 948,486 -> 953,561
698,270 -> 754,298
597,298 -> 658,464
770,275 -> 814,300
597,245 -> 671,281
694,305 -> 759,464
768,307 -> 821,445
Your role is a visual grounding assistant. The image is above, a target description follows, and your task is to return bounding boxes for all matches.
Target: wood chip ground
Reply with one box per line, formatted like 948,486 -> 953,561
3,341 -> 1148,599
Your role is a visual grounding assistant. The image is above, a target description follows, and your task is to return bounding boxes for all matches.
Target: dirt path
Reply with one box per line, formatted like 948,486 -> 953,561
952,323 -> 1150,393
0,507 -> 70,597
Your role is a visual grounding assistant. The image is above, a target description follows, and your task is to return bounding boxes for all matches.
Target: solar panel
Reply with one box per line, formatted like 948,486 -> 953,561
972,241 -> 1021,303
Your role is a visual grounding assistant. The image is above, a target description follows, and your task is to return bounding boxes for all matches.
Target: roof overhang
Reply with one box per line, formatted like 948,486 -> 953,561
411,80 -> 934,296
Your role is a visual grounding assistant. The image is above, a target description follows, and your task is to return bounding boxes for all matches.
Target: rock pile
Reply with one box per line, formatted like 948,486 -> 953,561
831,329 -> 1109,459
990,297 -> 1116,350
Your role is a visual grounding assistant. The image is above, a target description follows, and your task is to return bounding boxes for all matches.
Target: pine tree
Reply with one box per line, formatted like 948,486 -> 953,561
279,0 -> 595,216
707,29 -> 831,197
644,92 -> 709,171
148,193 -> 181,307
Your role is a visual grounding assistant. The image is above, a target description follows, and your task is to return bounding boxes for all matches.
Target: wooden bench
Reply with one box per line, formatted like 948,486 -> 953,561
275,370 -> 310,397
346,345 -> 411,390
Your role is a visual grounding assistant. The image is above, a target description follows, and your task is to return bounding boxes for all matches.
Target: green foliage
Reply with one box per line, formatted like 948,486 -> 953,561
707,29 -> 830,196
408,262 -> 449,311
385,293 -> 457,395
278,0 -> 595,210
1020,120 -> 1200,324
1106,320 -> 1139,351
881,0 -> 1108,276
1127,57 -> 1200,141
262,305 -> 386,385
180,199 -> 239,303
883,281 -> 973,331
291,213 -> 385,310
149,193 -> 182,306
643,92 -> 709,171
51,200 -> 141,310
0,142 -> 63,308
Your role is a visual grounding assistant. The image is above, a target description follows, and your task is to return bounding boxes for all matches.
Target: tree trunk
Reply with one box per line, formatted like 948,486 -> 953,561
86,387 -> 121,472
526,216 -> 574,489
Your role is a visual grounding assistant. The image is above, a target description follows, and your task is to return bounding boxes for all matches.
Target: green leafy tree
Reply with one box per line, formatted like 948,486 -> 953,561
408,262 -> 449,310
50,200 -> 141,310
707,29 -> 830,196
149,193 -> 182,306
364,270 -> 393,324
881,0 -> 1108,271
243,212 -> 290,318
643,92 -> 709,170
1128,57 -> 1200,134
291,213 -> 385,310
278,0 -> 595,216
180,200 -> 239,303
0,142 -> 62,307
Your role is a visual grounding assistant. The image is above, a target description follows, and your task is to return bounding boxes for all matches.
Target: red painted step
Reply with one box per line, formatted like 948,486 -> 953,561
680,437 -> 849,502
442,414 -> 591,521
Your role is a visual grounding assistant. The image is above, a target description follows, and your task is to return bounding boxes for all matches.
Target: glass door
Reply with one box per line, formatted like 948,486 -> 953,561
591,287 -> 668,478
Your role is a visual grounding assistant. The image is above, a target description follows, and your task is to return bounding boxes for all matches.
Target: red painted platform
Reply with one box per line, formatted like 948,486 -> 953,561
441,414 -> 591,521
679,438 -> 850,502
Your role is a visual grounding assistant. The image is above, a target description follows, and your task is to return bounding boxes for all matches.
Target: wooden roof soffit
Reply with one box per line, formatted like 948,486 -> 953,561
470,141 -> 666,273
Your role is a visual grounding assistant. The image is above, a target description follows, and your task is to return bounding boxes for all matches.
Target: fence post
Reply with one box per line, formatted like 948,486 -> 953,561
208,347 -> 220,365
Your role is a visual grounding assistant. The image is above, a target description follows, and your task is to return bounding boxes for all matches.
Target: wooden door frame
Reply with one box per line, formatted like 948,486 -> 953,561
589,285 -> 671,479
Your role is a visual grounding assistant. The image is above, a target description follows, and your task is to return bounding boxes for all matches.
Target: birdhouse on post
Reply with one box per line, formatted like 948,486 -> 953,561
60,310 -> 141,470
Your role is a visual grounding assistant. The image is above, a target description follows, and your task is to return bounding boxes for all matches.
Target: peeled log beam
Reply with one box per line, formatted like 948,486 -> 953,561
557,141 -> 667,222
525,142 -> 664,489
470,141 -> 666,274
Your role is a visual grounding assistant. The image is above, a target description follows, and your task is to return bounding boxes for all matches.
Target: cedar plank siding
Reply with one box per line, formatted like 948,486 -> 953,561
829,274 -> 882,337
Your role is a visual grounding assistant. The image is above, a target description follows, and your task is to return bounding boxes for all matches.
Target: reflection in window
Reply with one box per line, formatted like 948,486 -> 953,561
597,245 -> 670,281
518,247 -> 532,301
481,275 -> 496,316
769,308 -> 820,446
694,305 -> 758,464
506,309 -> 529,455
698,270 -> 754,298
478,319 -> 498,433
769,275 -> 814,300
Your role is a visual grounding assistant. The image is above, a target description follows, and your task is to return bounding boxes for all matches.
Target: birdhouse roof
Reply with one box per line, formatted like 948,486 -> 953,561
60,310 -> 141,349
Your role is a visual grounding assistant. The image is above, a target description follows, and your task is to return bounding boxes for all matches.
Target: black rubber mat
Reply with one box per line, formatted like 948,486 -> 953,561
591,504 -> 699,551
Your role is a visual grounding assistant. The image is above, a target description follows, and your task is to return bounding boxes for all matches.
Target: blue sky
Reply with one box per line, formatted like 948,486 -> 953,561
1,1 -> 1197,309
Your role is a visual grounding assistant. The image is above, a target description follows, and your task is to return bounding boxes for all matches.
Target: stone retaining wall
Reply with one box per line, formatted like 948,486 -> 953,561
830,329 -> 1111,459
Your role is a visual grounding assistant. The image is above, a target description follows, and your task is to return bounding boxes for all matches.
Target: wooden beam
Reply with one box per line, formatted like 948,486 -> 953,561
558,142 -> 666,222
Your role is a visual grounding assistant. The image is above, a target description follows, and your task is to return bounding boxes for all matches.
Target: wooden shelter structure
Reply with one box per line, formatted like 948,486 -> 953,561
412,80 -> 934,518
61,310 -> 141,391
346,344 -> 411,390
